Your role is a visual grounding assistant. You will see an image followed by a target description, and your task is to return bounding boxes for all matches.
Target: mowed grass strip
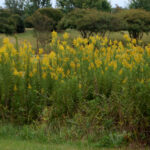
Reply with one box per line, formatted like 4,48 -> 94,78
0,139 -> 149,150
0,139 -> 102,150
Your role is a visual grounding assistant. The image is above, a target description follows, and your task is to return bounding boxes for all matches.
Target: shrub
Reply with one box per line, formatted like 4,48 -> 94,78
0,9 -> 25,34
0,17 -> 16,34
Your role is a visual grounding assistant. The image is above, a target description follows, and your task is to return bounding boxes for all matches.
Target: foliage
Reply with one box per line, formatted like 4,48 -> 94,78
56,0 -> 111,12
129,0 -> 150,11
5,0 -> 25,15
0,10 -> 15,34
30,0 -> 51,9
0,9 -> 25,34
32,8 -> 63,32
122,9 -> 150,40
32,8 -> 63,50
11,14 -> 25,33
0,33 -> 150,144
58,9 -> 123,38
24,16 -> 33,28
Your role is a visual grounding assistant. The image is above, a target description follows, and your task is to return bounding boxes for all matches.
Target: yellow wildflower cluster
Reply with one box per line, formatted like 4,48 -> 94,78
0,32 -> 149,92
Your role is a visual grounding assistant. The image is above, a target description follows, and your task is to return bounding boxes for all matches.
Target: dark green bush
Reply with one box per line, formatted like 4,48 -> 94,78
0,17 -> 15,34
11,14 -> 25,33
0,9 -> 25,34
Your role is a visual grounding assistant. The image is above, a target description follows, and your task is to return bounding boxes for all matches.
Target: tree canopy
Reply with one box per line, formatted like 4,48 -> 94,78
56,0 -> 111,12
122,9 -> 150,40
129,0 -> 150,11
5,0 -> 52,16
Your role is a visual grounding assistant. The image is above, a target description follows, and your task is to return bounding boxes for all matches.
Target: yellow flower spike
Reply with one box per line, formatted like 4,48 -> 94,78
28,84 -> 32,89
52,31 -> 57,39
57,67 -> 63,74
79,83 -> 82,89
14,85 -> 17,91
132,39 -> 136,44
95,59 -> 102,68
123,34 -> 131,42
49,51 -> 56,60
42,72 -> 47,79
70,61 -> 75,69
13,69 -> 19,76
109,40 -> 112,45
122,78 -> 128,84
59,44 -> 64,51
63,33 -> 69,39
36,55 -> 40,60
3,38 -> 9,44
29,72 -> 33,77
39,48 -> 44,54
62,41 -> 67,46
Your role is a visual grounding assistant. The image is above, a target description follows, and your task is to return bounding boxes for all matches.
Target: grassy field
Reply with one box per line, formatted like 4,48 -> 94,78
1,29 -> 150,49
0,139 -> 96,150
0,139 -> 149,150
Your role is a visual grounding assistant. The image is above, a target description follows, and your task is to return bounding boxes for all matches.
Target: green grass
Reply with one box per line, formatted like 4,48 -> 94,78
0,124 -> 149,150
0,139 -> 149,150
0,139 -> 95,150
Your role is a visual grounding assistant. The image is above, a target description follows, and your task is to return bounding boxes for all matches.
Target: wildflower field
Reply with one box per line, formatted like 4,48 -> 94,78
0,31 -> 150,144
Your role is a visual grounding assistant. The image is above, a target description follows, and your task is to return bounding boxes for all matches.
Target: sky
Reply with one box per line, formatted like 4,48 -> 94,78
0,0 -> 128,8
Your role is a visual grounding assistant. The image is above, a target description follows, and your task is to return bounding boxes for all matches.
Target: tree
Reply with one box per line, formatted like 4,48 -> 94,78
56,0 -> 111,12
129,0 -> 150,11
5,0 -> 25,14
30,0 -> 51,10
122,9 -> 150,40
5,0 -> 52,17
31,8 -> 63,50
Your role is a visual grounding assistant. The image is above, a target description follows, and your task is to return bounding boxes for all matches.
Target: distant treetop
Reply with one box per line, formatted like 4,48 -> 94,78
56,0 -> 111,12
129,0 -> 150,11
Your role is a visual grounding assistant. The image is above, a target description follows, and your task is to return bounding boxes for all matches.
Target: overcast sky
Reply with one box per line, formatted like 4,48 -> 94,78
0,0 -> 128,8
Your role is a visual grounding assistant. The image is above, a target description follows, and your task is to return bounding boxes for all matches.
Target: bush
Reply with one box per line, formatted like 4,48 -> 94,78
0,17 -> 15,34
0,9 -> 25,34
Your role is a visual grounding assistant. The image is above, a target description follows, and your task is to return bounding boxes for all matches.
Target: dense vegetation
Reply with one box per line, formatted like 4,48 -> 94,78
0,33 -> 150,145
1,0 -> 150,148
